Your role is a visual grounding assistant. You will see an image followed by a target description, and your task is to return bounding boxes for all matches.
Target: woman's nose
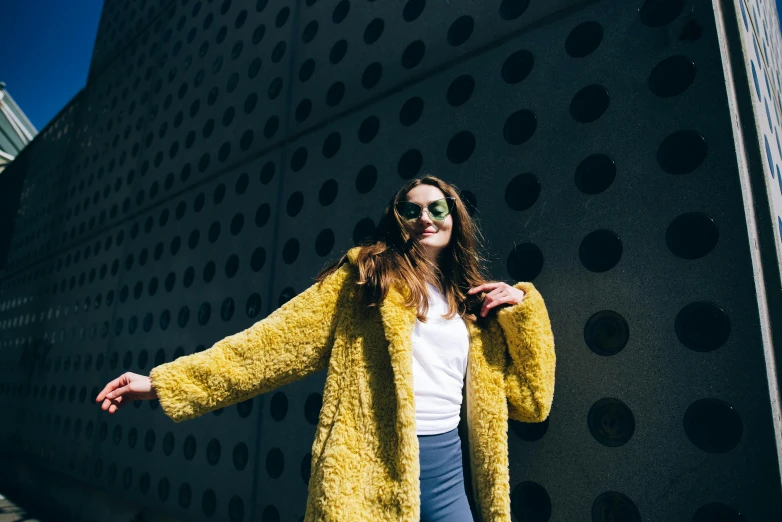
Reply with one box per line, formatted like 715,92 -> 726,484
418,210 -> 434,224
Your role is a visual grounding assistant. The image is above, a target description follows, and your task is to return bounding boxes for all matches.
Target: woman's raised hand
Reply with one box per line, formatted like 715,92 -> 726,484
468,282 -> 526,317
95,372 -> 158,415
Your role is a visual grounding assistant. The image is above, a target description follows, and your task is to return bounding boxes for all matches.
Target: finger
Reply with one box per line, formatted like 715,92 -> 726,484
96,383 -> 116,402
102,395 -> 124,412
110,397 -> 126,413
468,282 -> 501,294
488,295 -> 515,310
96,375 -> 125,402
481,296 -> 497,317
485,286 -> 508,299
105,384 -> 131,401
482,295 -> 513,316
480,293 -> 498,316
481,289 -> 508,313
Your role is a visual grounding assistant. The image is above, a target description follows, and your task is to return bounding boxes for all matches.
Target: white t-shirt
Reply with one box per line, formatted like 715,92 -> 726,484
412,282 -> 470,435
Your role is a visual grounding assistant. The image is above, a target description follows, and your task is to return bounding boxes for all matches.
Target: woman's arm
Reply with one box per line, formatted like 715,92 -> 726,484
495,282 -> 556,423
149,262 -> 355,423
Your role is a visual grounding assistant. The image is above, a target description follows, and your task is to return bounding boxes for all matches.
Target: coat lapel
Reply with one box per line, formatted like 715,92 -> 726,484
376,279 -> 485,521
376,281 -> 422,517
345,246 -> 490,521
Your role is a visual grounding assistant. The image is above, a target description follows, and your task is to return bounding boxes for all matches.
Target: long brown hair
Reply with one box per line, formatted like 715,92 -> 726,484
314,175 -> 492,323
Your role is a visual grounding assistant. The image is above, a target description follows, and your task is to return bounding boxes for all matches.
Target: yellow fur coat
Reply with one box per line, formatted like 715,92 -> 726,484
149,246 -> 556,521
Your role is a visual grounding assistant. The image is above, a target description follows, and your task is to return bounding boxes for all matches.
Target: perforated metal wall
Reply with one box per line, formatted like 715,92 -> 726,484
1,0 -> 782,521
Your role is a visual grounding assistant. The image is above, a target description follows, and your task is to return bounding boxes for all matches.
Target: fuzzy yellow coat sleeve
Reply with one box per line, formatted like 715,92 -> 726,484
495,281 -> 556,423
149,262 -> 354,423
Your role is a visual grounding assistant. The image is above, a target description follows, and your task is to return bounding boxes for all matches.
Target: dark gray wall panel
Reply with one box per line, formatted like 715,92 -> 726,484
2,0 -> 782,521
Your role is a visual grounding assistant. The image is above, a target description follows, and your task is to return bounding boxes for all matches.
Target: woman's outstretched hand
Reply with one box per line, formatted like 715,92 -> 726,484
95,372 -> 158,414
468,282 -> 526,317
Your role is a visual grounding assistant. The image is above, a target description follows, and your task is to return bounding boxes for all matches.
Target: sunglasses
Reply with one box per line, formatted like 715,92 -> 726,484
395,197 -> 456,222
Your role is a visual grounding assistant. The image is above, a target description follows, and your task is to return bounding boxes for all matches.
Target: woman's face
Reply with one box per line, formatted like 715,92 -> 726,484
400,185 -> 453,263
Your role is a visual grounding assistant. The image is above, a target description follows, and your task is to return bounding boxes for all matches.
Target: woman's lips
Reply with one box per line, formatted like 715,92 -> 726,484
421,231 -> 435,236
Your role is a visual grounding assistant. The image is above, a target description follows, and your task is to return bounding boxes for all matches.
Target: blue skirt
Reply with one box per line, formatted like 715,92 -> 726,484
418,427 -> 476,522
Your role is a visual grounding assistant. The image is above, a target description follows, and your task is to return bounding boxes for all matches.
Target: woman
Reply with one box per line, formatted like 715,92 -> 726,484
95,175 -> 556,522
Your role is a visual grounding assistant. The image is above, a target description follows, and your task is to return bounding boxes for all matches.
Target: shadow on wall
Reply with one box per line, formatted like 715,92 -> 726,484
0,155 -> 26,272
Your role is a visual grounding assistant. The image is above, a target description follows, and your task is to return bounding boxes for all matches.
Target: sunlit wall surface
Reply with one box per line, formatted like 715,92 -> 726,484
1,0 -> 781,521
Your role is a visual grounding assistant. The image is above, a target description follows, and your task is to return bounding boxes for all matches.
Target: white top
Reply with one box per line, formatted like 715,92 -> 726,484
412,282 -> 470,435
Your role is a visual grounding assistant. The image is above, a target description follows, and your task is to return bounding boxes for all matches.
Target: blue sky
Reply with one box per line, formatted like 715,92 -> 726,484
2,1 -> 782,132
0,1 -> 102,131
